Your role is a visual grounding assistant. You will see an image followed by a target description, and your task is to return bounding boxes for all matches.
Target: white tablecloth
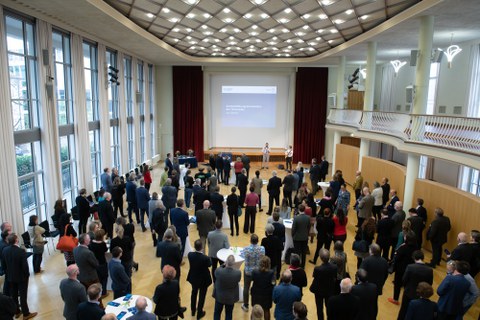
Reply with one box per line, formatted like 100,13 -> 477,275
105,295 -> 153,319
183,216 -> 195,257
281,219 -> 294,261
318,182 -> 330,194
217,247 -> 245,302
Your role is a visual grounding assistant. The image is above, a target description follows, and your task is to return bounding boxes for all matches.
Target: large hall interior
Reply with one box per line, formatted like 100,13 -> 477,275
0,0 -> 479,319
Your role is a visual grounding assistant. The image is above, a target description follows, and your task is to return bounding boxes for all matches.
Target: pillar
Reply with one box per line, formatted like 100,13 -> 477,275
404,154 -> 420,208
363,42 -> 377,111
331,131 -> 342,174
359,139 -> 370,170
336,56 -> 346,109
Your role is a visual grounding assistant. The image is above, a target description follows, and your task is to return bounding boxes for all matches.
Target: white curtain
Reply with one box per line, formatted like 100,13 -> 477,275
98,44 -> 112,168
379,64 -> 396,111
143,63 -> 151,161
0,6 -> 26,230
466,44 -> 480,117
71,34 -> 93,193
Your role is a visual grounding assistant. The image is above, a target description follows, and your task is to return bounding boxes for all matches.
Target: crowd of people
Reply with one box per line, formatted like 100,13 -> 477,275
0,154 -> 478,320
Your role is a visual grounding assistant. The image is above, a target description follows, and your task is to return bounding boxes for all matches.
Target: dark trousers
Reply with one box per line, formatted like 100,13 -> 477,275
235,173 -> 240,186
113,288 -> 128,299
184,188 -> 193,208
379,242 -> 390,260
145,183 -> 151,191
311,178 -> 319,194
79,217 -> 88,234
10,281 -> 29,315
431,242 -> 443,266
398,293 -> 413,320
283,190 -> 293,208
256,193 -> 262,210
32,252 -> 42,273
312,238 -> 332,264
191,285 -> 207,314
211,258 -> 220,282
2,279 -> 10,296
228,212 -> 239,235
314,295 -> 330,320
139,208 -> 147,230
389,237 -> 397,261
127,202 -> 139,224
286,157 -> 292,171
97,263 -> 108,296
294,240 -> 308,268
355,189 -> 361,200
373,205 -> 383,221
113,201 -> 124,217
357,217 -> 365,228
239,188 -> 246,207
214,301 -> 234,320
180,235 -> 187,258
393,277 -> 403,300
223,170 -> 230,185
217,169 -> 223,183
268,193 -> 280,214
244,206 -> 256,234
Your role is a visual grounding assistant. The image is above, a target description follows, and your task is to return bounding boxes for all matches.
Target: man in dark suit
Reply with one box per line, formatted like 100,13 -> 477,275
416,198 -> 427,223
170,199 -> 190,257
136,179 -> 151,232
426,208 -> 451,268
209,186 -> 225,220
292,204 -> 311,268
161,179 -> 178,216
309,158 -> 321,195
319,156 -> 329,182
282,170 -> 295,208
267,171 -> 282,215
98,192 -> 115,239
397,250 -> 433,320
100,167 -> 113,193
2,233 -> 37,319
77,283 -> 105,320
386,189 -> 400,217
0,292 -> 16,319
165,153 -> 174,174
380,177 -> 390,207
215,153 -> 224,183
327,278 -> 360,320
213,255 -> 242,320
309,249 -> 337,320
360,244 -> 389,296
193,179 -> 210,213
223,156 -> 231,185
241,153 -> 251,179
272,211 -> 286,245
196,200 -> 216,251
76,188 -> 91,234
437,260 -> 471,319
261,224 -> 283,279
407,208 -> 425,249
156,229 -> 182,279
187,239 -> 212,319
448,232 -> 473,263
237,169 -> 248,207
109,246 -> 131,299
0,227 -> 12,296
376,209 -> 394,259
126,175 -> 139,224
390,201 -> 406,260
59,264 -> 87,320
73,233 -> 99,290
127,296 -> 156,320
351,269 -> 378,320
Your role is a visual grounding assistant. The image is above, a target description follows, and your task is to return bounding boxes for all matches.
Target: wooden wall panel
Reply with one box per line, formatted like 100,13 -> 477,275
414,179 -> 480,268
361,156 -> 406,201
335,144 -> 359,185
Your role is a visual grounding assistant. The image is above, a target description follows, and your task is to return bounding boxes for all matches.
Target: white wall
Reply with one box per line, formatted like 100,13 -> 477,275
431,159 -> 460,187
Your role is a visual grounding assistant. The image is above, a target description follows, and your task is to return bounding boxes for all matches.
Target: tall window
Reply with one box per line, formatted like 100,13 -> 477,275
6,13 -> 46,227
53,30 -> 78,205
138,61 -> 146,162
84,41 -> 101,190
107,49 -> 121,173
148,64 -> 156,157
460,166 -> 480,197
124,56 -> 135,170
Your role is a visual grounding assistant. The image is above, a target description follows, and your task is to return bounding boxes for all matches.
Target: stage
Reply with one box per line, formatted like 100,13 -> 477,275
203,147 -> 286,162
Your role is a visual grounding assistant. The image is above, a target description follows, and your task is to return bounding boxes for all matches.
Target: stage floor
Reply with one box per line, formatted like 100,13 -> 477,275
204,147 -> 286,162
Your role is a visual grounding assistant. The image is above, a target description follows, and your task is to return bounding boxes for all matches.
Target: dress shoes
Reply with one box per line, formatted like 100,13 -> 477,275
24,312 -> 38,319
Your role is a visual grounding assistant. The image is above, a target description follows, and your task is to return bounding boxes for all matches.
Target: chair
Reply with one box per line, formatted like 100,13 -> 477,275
21,231 -> 33,258
40,220 -> 59,254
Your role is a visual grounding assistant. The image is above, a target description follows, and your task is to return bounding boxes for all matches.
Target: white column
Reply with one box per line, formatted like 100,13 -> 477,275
156,66 -> 174,158
413,15 -> 434,114
336,56 -> 346,109
363,42 -> 377,111
98,44 -> 112,168
117,52 -> 129,174
71,34 -> 93,193
359,139 -> 370,170
404,154 -> 420,208
331,131 -> 342,174
143,63 -> 152,162
132,57 -> 140,168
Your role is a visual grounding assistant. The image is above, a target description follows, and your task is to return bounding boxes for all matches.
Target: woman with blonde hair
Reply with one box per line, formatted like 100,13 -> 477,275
251,256 -> 275,320
110,224 -> 134,276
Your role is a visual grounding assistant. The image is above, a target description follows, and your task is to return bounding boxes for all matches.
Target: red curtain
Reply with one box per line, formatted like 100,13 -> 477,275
293,67 -> 329,164
172,66 -> 204,161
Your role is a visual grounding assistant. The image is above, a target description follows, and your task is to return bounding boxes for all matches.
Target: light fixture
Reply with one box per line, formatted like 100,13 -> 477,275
360,68 -> 367,79
438,45 -> 462,68
390,60 -> 407,75
146,13 -> 154,19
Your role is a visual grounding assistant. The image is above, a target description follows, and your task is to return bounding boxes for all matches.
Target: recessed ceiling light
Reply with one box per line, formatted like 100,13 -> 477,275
308,47 -> 314,51
191,46 -> 196,49
245,39 -> 250,43
234,28 -> 240,33
185,0 -> 197,4
252,25 -> 258,30
203,13 -> 211,18
226,47 -> 231,50
174,38 -> 179,42
284,8 -> 292,14
297,39 -> 304,43
201,25 -> 208,29
286,39 -> 292,43
319,14 -> 327,20
203,31 -> 212,35
162,8 -> 170,13
256,39 -> 261,43
169,18 -> 179,23
220,28 -> 227,32
146,13 -> 154,18
282,28 -> 289,33
272,47 -> 278,51
186,36 -> 192,39
229,41 -> 236,45
189,41 -> 197,44
203,38 -> 209,42
317,29 -> 324,34
361,15 -> 368,20
279,18 -> 289,24
330,28 -> 338,33
328,39 -> 333,43
287,45 -> 292,49
229,36 -> 234,39
268,29 -> 276,33
334,19 -> 344,24
272,36 -> 277,40
236,47 -> 241,50
187,13 -> 195,18
269,42 -> 277,45
297,32 -> 305,36
303,14 -> 310,19
215,39 -> 220,42
345,9 -> 354,15
315,37 -> 321,40
310,42 -> 317,45
172,28 -> 180,32
186,28 -> 192,33
224,17 -> 234,23
260,13 -> 269,19
250,32 -> 258,36
244,13 -> 252,19
321,0 -> 333,5
223,8 -> 231,13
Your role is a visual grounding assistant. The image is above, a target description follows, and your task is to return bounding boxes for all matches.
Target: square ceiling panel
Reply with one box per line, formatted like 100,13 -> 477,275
103,0 -> 421,58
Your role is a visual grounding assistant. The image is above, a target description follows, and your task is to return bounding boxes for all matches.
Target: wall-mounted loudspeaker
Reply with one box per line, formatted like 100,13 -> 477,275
432,49 -> 444,63
438,105 -> 446,114
406,85 -> 414,104
453,106 -> 462,115
410,50 -> 418,66
42,49 -> 49,66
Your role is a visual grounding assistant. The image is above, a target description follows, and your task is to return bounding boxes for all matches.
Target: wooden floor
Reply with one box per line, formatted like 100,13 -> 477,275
2,162 -> 478,320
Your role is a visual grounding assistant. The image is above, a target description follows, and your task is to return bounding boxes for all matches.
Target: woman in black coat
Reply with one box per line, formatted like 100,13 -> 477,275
226,187 -> 240,236
153,265 -> 182,320
111,176 -> 126,217
110,224 -> 134,277
58,213 -> 77,266
251,256 -> 275,320
389,231 -> 417,305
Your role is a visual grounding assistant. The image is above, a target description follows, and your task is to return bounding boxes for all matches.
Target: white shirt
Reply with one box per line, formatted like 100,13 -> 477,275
285,148 -> 293,158
262,146 -> 270,154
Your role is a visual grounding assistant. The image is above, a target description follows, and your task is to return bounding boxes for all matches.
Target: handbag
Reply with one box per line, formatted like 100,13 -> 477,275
352,230 -> 368,253
56,224 -> 78,252
237,206 -> 243,217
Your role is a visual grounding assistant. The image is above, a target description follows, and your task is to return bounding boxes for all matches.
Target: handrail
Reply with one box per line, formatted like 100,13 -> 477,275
327,109 -> 480,156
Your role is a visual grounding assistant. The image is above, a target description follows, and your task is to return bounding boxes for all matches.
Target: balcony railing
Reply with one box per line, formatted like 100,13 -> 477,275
327,109 -> 480,156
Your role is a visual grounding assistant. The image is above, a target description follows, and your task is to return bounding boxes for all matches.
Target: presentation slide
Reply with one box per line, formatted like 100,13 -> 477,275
221,85 -> 277,128
209,73 -> 293,148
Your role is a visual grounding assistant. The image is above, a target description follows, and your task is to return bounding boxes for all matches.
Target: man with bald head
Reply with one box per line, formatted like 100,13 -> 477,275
59,264 -> 87,320
358,187 -> 374,227
448,232 -> 473,262
126,296 -> 155,320
327,278 -> 360,320
196,200 -> 216,251
273,269 -> 302,320
389,201 -> 406,260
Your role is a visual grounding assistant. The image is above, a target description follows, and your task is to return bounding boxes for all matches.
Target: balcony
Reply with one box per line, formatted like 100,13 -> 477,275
327,109 -> 480,157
